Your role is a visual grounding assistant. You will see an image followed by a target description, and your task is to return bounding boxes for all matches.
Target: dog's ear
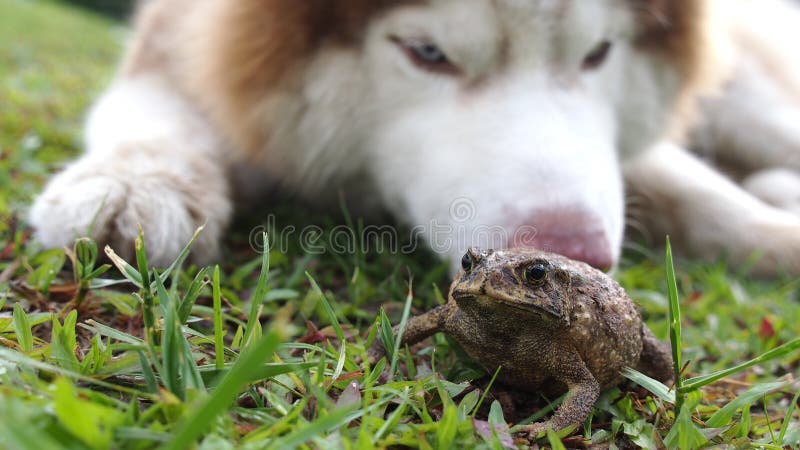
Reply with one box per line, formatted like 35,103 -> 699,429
628,0 -> 707,78
628,0 -> 718,140
629,0 -> 702,35
629,0 -> 672,28
195,0 -> 410,153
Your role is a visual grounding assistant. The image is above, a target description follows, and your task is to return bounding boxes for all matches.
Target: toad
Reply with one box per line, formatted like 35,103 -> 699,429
369,247 -> 674,437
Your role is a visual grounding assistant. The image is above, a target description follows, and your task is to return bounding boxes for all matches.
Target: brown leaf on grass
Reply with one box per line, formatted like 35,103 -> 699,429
759,317 -> 775,340
336,371 -> 364,383
48,283 -> 79,296
297,320 -> 326,345
235,423 -> 260,435
0,229 -> 30,260
687,291 -> 703,304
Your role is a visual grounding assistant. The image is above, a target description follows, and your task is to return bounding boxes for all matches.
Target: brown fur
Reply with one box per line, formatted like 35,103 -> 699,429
630,0 -> 718,139
120,0 -> 414,156
632,0 -> 708,79
192,0 -> 416,155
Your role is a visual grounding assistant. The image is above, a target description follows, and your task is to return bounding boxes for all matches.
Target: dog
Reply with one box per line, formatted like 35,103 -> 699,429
28,0 -> 800,277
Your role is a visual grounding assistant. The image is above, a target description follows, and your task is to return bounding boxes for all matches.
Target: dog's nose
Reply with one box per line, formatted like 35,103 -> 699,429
511,214 -> 613,270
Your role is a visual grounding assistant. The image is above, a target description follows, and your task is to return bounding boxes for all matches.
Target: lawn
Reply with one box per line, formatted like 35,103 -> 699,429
1,1 -> 798,449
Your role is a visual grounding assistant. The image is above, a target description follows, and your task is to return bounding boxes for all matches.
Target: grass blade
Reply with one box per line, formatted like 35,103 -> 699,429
103,246 -> 143,287
379,308 -> 394,362
622,367 -> 676,403
160,224 -> 205,276
664,390 -> 706,450
212,265 -> 225,370
50,311 -> 80,372
681,337 -> 800,391
178,267 -> 210,324
546,428 -> 567,450
778,387 -> 800,445
181,334 -> 205,392
81,320 -> 144,345
0,348 -> 156,401
664,237 -> 684,410
306,272 -> 345,342
161,326 -> 285,450
138,351 -> 159,394
135,234 -> 152,292
263,403 -> 360,450
706,381 -> 787,428
12,303 -> 33,352
134,231 -> 157,347
388,283 -> 414,382
332,340 -> 346,382
156,273 -> 184,399
472,366 -> 504,416
0,397 -> 71,450
243,233 -> 270,348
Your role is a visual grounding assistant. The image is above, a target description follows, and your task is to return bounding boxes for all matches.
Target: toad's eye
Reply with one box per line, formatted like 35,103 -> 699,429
393,37 -> 459,75
524,263 -> 548,285
461,252 -> 474,273
581,40 -> 612,71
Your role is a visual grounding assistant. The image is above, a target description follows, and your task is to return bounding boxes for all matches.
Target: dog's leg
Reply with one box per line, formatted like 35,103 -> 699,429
625,142 -> 800,277
29,76 -> 232,266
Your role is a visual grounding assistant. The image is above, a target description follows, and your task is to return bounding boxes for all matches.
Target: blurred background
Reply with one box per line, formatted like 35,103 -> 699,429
1,0 -> 131,227
63,0 -> 134,19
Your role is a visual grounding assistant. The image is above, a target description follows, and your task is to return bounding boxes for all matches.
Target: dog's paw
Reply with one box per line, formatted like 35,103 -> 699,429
29,159 -> 229,267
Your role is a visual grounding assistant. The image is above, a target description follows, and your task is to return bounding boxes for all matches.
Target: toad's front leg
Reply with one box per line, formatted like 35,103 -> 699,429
367,303 -> 455,365
516,351 -> 600,439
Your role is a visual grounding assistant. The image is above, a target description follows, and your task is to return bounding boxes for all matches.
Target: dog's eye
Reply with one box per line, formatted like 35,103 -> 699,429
392,37 -> 459,76
413,43 -> 447,64
581,40 -> 612,71
524,263 -> 548,285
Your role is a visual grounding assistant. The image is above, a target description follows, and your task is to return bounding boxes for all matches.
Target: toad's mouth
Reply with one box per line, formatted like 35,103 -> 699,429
452,292 -> 546,315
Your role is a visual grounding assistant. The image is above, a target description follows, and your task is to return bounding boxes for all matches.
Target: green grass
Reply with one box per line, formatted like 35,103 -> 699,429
1,1 -> 799,449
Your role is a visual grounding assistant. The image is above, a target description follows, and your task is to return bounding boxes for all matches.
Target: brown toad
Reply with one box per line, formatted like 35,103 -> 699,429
369,247 -> 673,437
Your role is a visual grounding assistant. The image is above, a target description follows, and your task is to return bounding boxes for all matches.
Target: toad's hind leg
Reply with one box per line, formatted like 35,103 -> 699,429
516,354 -> 600,438
636,326 -> 675,384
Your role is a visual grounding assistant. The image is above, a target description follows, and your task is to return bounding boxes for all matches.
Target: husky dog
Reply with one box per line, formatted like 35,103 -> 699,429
29,0 -> 800,276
